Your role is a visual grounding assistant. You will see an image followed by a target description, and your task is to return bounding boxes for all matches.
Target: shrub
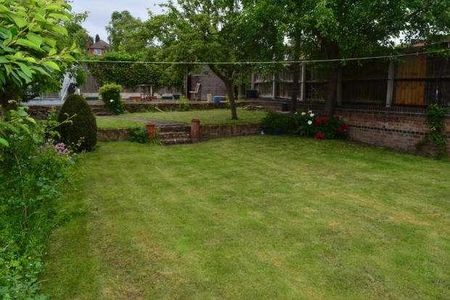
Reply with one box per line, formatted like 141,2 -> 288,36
178,96 -> 191,111
261,112 -> 297,135
0,107 -> 74,298
57,95 -> 97,152
262,111 -> 349,140
420,104 -> 448,158
99,83 -> 125,115
129,127 -> 149,143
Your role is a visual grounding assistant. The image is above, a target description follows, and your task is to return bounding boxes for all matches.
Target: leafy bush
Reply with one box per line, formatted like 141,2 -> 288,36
57,95 -> 97,152
99,83 -> 125,115
262,111 -> 349,140
421,104 -> 448,158
261,112 -> 298,135
129,127 -> 149,143
178,96 -> 191,111
0,107 -> 74,298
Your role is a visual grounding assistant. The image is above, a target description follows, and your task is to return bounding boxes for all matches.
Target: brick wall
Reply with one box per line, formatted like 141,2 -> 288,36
200,124 -> 261,141
335,108 -> 450,154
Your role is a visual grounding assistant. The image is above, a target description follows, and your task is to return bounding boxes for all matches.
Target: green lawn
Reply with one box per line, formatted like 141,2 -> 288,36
43,137 -> 450,299
96,108 -> 267,129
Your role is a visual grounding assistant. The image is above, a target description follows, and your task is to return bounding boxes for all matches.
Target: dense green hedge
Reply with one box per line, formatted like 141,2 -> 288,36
86,52 -> 163,89
57,95 -> 97,152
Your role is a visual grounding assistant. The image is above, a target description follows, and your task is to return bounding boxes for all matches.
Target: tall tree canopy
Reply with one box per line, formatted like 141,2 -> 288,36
106,11 -> 148,53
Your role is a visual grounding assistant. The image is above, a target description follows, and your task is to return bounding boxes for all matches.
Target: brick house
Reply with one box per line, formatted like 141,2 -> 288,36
88,40 -> 110,56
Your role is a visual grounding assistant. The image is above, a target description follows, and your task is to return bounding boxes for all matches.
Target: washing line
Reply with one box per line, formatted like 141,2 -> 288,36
75,49 -> 449,65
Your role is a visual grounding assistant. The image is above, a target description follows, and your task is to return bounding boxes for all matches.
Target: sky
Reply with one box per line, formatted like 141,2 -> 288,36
70,0 -> 164,41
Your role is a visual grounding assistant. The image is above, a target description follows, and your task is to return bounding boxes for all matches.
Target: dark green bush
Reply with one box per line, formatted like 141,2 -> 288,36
128,127 -> 149,143
57,95 -> 97,152
261,112 -> 297,135
99,83 -> 125,115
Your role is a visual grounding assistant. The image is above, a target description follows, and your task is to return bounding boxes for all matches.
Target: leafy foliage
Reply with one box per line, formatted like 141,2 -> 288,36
106,11 -> 147,53
0,107 -> 73,298
128,127 -> 149,144
57,95 -> 97,152
87,51 -> 163,89
422,104 -> 448,158
99,83 -> 125,115
0,0 -> 78,108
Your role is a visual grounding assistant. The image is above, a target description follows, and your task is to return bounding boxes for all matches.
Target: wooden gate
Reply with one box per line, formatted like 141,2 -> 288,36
394,55 -> 427,106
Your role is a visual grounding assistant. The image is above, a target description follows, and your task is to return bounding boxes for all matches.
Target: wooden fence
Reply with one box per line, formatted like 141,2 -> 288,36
254,54 -> 450,107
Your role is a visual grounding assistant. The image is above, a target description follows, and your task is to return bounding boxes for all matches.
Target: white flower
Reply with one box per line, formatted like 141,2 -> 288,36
308,120 -> 313,125
301,112 -> 306,116
110,99 -> 114,103
310,113 -> 315,117
308,110 -> 312,114
261,130 -> 265,135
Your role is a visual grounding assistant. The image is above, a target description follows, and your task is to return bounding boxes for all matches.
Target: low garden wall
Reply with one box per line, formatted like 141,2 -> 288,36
334,108 -> 450,154
97,123 -> 262,143
200,124 -> 261,141
97,128 -> 131,142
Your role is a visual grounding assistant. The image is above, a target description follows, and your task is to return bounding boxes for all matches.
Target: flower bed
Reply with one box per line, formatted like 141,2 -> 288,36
261,111 -> 349,140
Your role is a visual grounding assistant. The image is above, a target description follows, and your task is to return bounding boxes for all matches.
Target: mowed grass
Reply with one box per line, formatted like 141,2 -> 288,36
42,137 -> 450,299
96,108 -> 267,129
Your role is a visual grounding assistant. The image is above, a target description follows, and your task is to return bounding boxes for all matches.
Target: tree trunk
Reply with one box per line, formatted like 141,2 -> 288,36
326,64 -> 339,117
322,40 -> 340,118
290,63 -> 300,113
225,81 -> 238,120
208,64 -> 238,120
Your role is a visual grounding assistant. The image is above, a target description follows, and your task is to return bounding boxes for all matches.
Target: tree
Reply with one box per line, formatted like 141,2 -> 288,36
281,0 -> 450,116
106,11 -> 147,53
0,0 -> 77,111
154,0 -> 282,120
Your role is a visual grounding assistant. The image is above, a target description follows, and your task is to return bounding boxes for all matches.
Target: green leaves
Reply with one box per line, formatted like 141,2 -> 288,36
42,60 -> 60,71
0,0 -> 77,94
0,137 -> 9,147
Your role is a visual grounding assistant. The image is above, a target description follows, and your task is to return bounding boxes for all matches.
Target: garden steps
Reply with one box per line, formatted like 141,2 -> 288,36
156,124 -> 192,145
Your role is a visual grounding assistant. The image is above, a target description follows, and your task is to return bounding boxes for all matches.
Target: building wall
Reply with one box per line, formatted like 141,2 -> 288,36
189,67 -> 227,100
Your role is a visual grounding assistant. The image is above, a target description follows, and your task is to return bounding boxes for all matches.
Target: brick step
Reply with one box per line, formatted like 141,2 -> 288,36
159,132 -> 191,140
162,137 -> 192,145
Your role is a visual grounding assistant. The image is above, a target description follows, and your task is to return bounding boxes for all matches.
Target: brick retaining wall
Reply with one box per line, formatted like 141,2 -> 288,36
200,124 -> 261,141
334,108 -> 450,154
97,129 -> 130,142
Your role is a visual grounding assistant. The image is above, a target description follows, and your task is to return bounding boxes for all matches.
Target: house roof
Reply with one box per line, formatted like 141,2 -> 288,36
89,40 -> 110,50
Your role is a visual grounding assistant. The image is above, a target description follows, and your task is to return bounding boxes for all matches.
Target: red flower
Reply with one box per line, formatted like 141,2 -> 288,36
336,123 -> 349,134
314,116 -> 329,126
315,132 -> 326,140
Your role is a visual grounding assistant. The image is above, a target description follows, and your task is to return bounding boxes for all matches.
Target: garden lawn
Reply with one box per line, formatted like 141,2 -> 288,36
96,108 -> 267,129
42,137 -> 450,299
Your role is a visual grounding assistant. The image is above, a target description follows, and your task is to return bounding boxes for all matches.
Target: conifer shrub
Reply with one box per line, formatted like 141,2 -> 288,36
57,95 -> 97,152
